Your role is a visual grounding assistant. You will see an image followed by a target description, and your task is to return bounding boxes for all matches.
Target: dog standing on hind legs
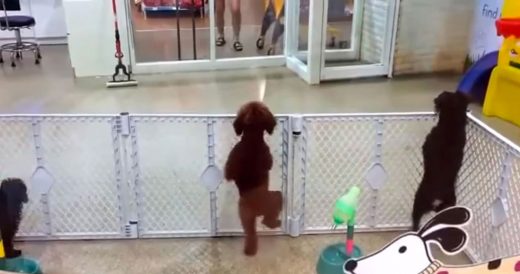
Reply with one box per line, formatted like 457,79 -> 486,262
412,91 -> 469,231
224,101 -> 283,256
0,178 -> 29,258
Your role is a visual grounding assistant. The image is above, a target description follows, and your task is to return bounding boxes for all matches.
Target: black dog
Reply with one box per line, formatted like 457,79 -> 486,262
0,178 -> 28,258
412,92 -> 468,231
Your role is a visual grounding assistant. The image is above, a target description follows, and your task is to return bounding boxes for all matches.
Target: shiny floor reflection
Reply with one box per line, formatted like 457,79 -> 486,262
18,233 -> 470,274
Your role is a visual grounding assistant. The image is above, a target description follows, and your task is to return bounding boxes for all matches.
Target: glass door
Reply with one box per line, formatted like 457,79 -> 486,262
285,0 -> 323,83
320,0 -> 398,80
287,0 -> 398,83
126,0 -> 287,73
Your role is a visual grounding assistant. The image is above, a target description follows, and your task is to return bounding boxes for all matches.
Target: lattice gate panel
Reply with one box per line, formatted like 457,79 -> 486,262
212,117 -> 288,234
488,151 -> 520,260
457,120 -> 504,262
40,116 -> 125,238
299,116 -> 375,231
131,116 -> 211,237
378,115 -> 436,228
0,117 -> 47,237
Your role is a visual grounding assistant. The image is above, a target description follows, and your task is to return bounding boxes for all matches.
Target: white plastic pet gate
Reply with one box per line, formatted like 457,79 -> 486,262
1,113 -> 518,263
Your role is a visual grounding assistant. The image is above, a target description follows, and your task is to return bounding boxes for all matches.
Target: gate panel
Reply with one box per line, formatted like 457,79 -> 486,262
457,119 -> 505,261
213,117 -> 289,234
298,116 -> 375,231
131,116 -> 211,237
40,116 -> 125,238
378,115 -> 436,228
489,154 -> 520,260
0,117 -> 46,238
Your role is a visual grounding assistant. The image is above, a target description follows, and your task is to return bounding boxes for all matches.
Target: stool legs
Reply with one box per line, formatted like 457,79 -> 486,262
0,28 -> 42,68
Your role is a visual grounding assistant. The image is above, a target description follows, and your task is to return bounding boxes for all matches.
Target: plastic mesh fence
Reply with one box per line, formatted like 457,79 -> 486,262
1,112 -> 517,265
496,153 -> 520,257
378,115 -> 436,228
297,116 -> 375,231
297,114 -> 436,232
456,119 -> 507,262
130,116 -> 211,237
0,117 -> 46,237
487,152 -> 520,260
40,117 -> 124,238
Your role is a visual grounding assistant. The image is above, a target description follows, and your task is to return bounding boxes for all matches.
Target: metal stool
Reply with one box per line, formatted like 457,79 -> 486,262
0,0 -> 41,68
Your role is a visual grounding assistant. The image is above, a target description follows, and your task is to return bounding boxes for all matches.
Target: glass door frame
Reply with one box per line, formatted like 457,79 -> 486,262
292,0 -> 365,64
124,0 -> 286,74
320,0 -> 399,81
286,0 -> 399,84
285,0 -> 323,84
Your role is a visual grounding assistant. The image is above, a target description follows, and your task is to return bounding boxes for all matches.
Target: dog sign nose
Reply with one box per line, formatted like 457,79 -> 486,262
344,259 -> 358,272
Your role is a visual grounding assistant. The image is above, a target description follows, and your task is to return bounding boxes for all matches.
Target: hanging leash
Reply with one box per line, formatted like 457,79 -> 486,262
107,0 -> 138,88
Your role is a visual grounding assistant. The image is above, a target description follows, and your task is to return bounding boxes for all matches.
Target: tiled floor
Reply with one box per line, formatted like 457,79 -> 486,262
1,46 -> 518,144
17,233 -> 471,274
1,45 -> 519,274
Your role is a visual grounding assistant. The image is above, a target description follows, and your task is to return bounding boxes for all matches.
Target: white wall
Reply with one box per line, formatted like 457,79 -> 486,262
360,0 -> 388,64
469,0 -> 503,62
393,0 -> 475,75
63,0 -> 131,77
0,0 -> 67,42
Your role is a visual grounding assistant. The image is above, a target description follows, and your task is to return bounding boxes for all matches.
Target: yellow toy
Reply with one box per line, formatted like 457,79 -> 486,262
482,0 -> 520,127
0,239 -> 4,259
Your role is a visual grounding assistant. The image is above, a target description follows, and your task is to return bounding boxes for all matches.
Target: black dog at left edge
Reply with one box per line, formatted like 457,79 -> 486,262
412,91 -> 469,231
0,178 -> 28,258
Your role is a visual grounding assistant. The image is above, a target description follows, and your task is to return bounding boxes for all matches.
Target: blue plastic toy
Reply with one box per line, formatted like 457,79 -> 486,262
457,51 -> 498,105
0,230 -> 42,273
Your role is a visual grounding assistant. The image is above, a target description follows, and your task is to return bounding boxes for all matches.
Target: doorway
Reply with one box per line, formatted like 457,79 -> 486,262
286,0 -> 398,83
126,0 -> 286,73
125,0 -> 398,81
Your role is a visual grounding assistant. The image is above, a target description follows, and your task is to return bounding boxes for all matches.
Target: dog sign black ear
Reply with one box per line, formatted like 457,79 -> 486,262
421,227 -> 468,255
418,206 -> 471,235
418,206 -> 471,255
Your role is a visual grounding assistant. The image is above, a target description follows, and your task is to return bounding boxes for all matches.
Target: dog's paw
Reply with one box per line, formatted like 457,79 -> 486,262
6,249 -> 22,258
244,246 -> 258,256
243,237 -> 258,256
262,218 -> 281,229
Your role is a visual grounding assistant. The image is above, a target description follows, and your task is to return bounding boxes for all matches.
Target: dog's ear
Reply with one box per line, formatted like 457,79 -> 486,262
434,91 -> 450,108
418,207 -> 471,255
234,104 -> 248,136
419,206 -> 471,234
422,227 -> 468,255
233,116 -> 244,136
263,109 -> 276,135
456,92 -> 470,109
1,178 -> 29,204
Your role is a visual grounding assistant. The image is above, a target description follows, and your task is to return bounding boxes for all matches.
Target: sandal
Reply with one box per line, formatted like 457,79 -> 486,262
233,41 -> 243,52
216,37 -> 226,47
256,37 -> 264,50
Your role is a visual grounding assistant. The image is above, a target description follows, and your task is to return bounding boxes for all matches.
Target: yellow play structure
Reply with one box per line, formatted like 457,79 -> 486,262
482,0 -> 520,127
0,239 -> 4,259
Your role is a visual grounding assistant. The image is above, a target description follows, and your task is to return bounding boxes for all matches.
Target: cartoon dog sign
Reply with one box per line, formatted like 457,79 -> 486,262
343,206 -> 520,274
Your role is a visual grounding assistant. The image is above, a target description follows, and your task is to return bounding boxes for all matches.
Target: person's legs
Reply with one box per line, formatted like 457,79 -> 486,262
230,0 -> 243,50
271,5 -> 284,46
215,0 -> 226,45
260,2 -> 275,37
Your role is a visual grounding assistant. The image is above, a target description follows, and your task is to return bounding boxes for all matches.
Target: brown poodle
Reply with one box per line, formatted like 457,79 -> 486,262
224,101 -> 283,256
